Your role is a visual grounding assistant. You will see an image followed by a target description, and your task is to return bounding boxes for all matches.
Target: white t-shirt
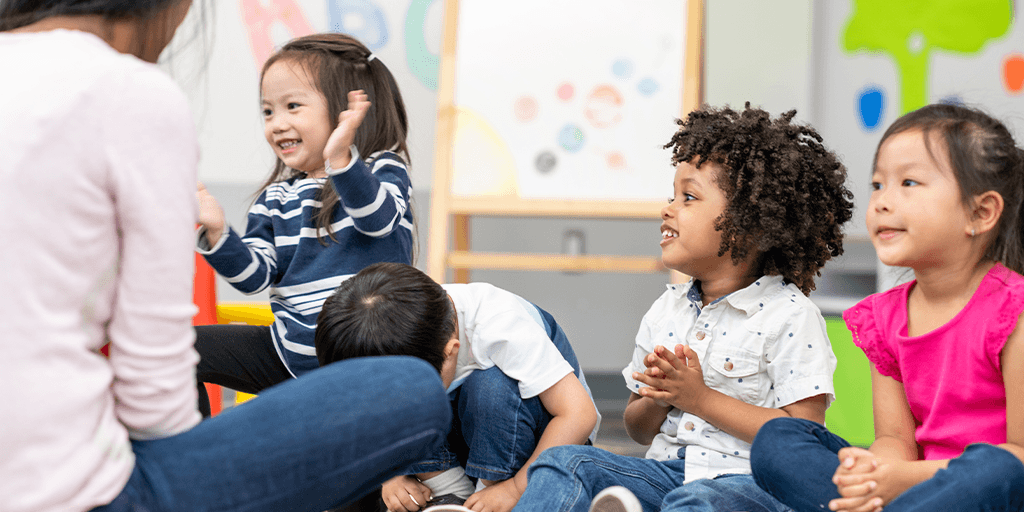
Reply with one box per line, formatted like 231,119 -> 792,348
444,283 -> 575,399
623,276 -> 836,483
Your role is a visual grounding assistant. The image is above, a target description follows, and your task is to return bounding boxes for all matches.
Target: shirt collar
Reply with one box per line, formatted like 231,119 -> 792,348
665,275 -> 786,316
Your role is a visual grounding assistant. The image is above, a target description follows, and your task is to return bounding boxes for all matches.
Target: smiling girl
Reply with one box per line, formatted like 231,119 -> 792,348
750,103 -> 1024,512
194,33 -> 414,412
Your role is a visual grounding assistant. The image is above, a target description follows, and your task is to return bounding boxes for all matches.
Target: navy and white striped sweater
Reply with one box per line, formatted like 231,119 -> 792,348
199,148 -> 413,375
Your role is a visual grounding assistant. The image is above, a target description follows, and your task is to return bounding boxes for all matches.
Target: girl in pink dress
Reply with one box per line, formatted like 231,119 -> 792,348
749,103 -> 1024,512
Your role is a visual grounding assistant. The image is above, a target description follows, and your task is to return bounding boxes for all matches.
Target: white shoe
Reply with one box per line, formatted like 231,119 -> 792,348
588,486 -> 643,512
422,505 -> 473,512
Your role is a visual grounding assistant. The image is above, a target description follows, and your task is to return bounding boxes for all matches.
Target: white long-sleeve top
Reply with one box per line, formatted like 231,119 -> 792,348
0,30 -> 201,512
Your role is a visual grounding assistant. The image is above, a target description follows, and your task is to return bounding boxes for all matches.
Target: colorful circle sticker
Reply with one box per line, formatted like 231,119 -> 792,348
557,124 -> 585,153
556,82 -> 575,101
535,151 -> 557,174
514,96 -> 539,122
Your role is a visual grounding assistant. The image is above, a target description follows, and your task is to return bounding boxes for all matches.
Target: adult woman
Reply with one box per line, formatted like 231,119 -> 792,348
0,2 -> 449,511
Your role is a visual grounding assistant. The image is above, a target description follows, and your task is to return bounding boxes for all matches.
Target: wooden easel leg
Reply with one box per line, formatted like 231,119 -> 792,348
453,214 -> 470,283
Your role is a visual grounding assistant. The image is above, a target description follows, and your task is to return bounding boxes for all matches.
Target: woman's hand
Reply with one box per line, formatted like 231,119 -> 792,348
196,181 -> 225,246
323,90 -> 371,170
380,475 -> 431,512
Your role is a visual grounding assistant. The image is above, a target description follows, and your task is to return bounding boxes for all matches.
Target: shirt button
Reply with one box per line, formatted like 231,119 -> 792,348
684,421 -> 694,431
696,332 -> 706,340
724,361 -> 734,371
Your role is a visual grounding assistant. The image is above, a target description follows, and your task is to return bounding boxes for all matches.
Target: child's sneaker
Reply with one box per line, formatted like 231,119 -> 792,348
421,494 -> 470,511
422,504 -> 472,512
588,486 -> 642,512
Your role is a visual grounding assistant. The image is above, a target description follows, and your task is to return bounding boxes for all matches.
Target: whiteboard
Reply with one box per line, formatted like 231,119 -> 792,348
448,0 -> 687,201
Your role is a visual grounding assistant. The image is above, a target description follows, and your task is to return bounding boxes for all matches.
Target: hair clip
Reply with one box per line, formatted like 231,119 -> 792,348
367,53 -> 377,62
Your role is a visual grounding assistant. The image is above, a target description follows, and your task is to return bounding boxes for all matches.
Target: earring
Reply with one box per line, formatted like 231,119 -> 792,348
970,228 -> 976,237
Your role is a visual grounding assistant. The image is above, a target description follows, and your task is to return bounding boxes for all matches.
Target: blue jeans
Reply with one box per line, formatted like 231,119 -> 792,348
91,356 -> 450,512
408,304 -> 594,482
751,417 -> 1024,512
513,445 -> 789,512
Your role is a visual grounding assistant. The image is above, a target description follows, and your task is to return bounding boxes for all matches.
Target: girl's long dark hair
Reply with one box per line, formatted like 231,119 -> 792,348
259,33 -> 411,244
876,104 -> 1024,274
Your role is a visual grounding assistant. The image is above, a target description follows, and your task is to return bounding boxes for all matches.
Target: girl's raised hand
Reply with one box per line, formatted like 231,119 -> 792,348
324,89 -> 371,171
197,181 -> 226,247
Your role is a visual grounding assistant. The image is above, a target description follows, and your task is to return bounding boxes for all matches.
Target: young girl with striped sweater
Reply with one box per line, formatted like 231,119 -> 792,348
195,33 -> 414,413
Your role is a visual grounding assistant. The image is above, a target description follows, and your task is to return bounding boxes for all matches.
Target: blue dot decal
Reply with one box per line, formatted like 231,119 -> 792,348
669,332 -> 673,337
738,378 -> 743,383
789,333 -> 794,337
808,344 -> 812,348
858,86 -> 885,131
815,385 -> 820,390
637,77 -> 659,96
612,58 -> 634,79
558,124 -> 585,153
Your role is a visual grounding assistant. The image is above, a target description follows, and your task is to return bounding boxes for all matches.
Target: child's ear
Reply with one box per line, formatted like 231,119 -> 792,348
445,337 -> 460,359
970,190 -> 1004,237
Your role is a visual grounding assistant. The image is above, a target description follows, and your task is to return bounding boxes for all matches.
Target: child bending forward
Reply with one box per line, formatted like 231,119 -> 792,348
514,104 -> 854,512
315,262 -> 600,512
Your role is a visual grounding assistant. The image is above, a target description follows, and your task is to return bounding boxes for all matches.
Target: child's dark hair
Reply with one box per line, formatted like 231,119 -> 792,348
876,103 -> 1024,274
665,103 -> 855,295
259,33 -> 411,243
315,262 -> 454,372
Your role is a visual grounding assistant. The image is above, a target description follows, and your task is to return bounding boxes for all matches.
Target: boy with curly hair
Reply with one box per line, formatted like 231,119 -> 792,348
512,104 -> 855,512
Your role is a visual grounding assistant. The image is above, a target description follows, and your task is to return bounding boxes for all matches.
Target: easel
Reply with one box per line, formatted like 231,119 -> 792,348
428,0 -> 705,283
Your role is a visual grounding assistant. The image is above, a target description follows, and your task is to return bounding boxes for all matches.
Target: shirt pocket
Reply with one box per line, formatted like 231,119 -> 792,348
705,348 -> 762,403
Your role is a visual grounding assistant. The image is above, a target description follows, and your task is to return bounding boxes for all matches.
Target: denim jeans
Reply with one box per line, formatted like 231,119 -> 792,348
513,445 -> 789,512
407,304 -> 594,482
91,356 -> 450,512
751,417 -> 1024,512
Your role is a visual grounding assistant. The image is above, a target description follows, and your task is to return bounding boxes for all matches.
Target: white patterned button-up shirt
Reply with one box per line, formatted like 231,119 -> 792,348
622,276 -> 837,483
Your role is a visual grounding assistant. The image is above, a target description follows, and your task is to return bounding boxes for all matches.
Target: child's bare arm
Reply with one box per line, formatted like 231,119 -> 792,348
623,391 -> 672,445
633,344 -> 826,444
1001,314 -> 1024,463
464,372 -> 596,512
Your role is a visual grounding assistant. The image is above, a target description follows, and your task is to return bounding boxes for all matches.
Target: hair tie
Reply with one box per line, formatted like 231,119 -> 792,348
367,53 -> 377,62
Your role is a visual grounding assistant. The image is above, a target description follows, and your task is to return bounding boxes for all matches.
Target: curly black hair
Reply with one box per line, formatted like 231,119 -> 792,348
664,103 -> 854,295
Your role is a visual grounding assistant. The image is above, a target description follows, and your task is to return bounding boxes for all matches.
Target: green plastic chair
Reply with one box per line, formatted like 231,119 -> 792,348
823,316 -> 875,447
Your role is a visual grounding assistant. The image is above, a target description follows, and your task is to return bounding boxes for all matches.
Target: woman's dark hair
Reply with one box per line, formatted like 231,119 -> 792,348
875,103 -> 1024,274
0,0 -> 196,60
665,103 -> 855,295
315,262 -> 454,372
258,33 -> 411,245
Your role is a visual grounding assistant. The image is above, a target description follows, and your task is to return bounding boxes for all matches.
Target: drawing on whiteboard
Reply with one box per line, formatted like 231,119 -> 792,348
450,0 -> 684,201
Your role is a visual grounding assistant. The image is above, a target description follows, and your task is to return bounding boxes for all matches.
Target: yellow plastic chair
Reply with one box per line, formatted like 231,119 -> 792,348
216,303 -> 275,405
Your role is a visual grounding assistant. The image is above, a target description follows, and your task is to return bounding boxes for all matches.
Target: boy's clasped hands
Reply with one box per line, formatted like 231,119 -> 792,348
633,344 -> 709,413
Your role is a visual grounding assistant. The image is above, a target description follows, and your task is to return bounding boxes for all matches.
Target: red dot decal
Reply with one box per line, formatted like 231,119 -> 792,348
556,82 -> 575,101
1004,54 -> 1024,95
